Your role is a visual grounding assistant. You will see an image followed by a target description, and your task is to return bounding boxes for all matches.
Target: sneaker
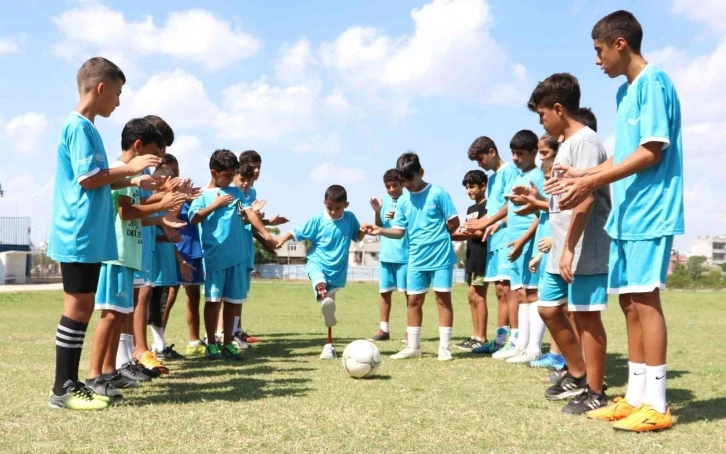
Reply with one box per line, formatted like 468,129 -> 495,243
222,343 -> 245,361
85,377 -> 123,400
369,330 -> 391,342
119,361 -> 152,382
587,396 -> 639,421
506,350 -> 540,364
232,332 -> 251,350
491,342 -> 521,360
138,364 -> 161,379
529,352 -> 566,370
472,340 -> 503,354
542,371 -> 564,384
545,372 -> 587,401
185,342 -> 207,357
320,297 -> 337,327
320,343 -> 337,360
136,351 -> 169,375
438,348 -> 454,362
468,340 -> 485,350
561,387 -> 608,415
104,371 -> 140,389
391,347 -> 422,360
206,343 -> 223,360
613,405 -> 673,432
238,331 -> 261,343
49,380 -> 108,411
159,344 -> 186,361
455,338 -> 475,352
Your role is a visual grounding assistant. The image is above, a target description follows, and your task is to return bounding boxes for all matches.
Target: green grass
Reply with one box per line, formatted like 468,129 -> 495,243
0,283 -> 725,453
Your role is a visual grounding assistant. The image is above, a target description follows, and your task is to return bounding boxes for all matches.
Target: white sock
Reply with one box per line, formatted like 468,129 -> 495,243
526,303 -> 546,355
625,362 -> 647,408
189,340 -> 202,347
126,336 -> 135,360
150,325 -> 165,352
233,316 -> 240,334
495,326 -> 510,344
380,321 -> 390,333
407,326 -> 422,350
439,326 -> 452,351
510,328 -> 519,345
515,304 -> 531,350
645,364 -> 667,414
116,334 -> 133,369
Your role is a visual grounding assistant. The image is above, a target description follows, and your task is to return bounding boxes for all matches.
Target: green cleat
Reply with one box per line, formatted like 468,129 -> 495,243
49,381 -> 109,411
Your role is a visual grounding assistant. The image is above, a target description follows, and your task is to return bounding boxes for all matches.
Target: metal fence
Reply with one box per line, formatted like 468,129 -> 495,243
257,264 -> 467,284
0,217 -> 31,248
29,247 -> 61,282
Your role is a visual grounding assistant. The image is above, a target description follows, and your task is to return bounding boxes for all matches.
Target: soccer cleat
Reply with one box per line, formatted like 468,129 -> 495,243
239,331 -> 261,344
390,347 -> 422,360
136,351 -> 169,375
455,338 -> 476,352
545,372 -> 587,401
222,344 -> 245,361
85,377 -> 123,400
613,405 -> 673,432
369,330 -> 391,342
48,380 -> 108,411
119,361 -> 152,382
160,344 -> 186,361
232,332 -> 251,350
320,343 -> 337,360
529,352 -> 567,370
185,342 -> 207,357
438,348 -> 454,362
472,340 -> 503,354
587,396 -> 639,421
491,341 -> 521,360
104,371 -> 140,389
206,343 -> 223,360
320,297 -> 337,327
561,387 -> 608,415
506,350 -> 540,364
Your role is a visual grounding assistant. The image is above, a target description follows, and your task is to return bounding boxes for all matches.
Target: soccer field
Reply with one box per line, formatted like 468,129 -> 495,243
0,283 -> 724,453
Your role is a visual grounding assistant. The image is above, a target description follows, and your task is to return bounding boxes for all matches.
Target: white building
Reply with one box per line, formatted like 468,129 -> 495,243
349,238 -> 380,268
691,236 -> 726,265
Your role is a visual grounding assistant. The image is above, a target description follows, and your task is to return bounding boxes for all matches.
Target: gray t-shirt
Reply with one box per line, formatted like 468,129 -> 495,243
546,127 -> 611,275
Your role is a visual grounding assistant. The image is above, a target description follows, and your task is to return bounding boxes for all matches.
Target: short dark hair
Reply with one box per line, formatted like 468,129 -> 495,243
77,57 -> 126,92
591,10 -> 643,54
510,130 -> 538,151
143,115 -> 174,147
325,185 -> 348,203
238,162 -> 256,179
527,73 -> 580,114
239,150 -> 262,165
462,170 -> 488,187
467,136 -> 497,161
120,118 -> 164,151
153,164 -> 179,179
540,133 -> 560,154
383,169 -> 402,184
396,152 -> 422,180
162,153 -> 178,166
579,107 -> 598,132
209,149 -> 239,173
541,157 -> 555,176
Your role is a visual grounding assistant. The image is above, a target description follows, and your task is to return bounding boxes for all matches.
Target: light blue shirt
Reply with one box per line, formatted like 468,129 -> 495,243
241,187 -> 256,269
293,211 -> 362,288
607,65 -> 684,240
379,193 -> 409,264
392,184 -> 457,271
506,167 -> 545,243
48,112 -> 117,263
534,211 -> 551,245
138,170 -> 156,273
189,186 -> 248,273
486,162 -> 519,251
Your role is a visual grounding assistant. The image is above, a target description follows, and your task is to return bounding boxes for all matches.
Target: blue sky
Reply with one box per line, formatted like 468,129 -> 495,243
1,0 -> 724,252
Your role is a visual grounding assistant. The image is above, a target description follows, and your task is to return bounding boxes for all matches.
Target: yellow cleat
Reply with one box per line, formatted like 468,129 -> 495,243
185,343 -> 207,357
136,350 -> 169,375
48,381 -> 109,411
613,404 -> 673,432
587,396 -> 638,421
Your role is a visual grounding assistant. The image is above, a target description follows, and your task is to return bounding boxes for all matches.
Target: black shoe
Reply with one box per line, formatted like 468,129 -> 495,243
561,387 -> 608,415
369,330 -> 391,342
455,338 -> 475,351
545,372 -> 587,401
85,377 -> 123,399
138,364 -> 161,379
160,344 -> 186,361
103,371 -> 140,389
119,361 -> 152,382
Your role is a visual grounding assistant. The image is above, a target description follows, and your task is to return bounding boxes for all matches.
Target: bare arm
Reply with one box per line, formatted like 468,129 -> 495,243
465,205 -> 506,230
80,155 -> 160,190
446,216 -> 460,234
560,194 -> 595,283
516,216 -> 540,246
276,231 -> 295,248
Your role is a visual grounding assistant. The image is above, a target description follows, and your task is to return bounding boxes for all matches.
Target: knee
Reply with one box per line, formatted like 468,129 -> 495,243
407,296 -> 424,309
538,305 -> 559,323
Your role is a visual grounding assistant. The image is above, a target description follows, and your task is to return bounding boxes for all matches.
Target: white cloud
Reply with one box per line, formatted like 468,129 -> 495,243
672,0 -> 726,32
53,3 -> 259,71
166,135 -> 209,186
275,38 -> 316,84
5,113 -> 49,155
292,133 -> 343,155
310,162 -> 365,183
0,37 -> 20,55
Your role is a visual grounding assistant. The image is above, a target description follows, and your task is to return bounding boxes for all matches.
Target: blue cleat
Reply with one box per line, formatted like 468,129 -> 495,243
529,352 -> 566,371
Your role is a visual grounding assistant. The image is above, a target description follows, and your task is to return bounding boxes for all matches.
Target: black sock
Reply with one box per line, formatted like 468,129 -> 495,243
53,316 -> 88,395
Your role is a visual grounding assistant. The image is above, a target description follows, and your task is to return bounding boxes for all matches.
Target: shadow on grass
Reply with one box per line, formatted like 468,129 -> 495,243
676,397 -> 726,425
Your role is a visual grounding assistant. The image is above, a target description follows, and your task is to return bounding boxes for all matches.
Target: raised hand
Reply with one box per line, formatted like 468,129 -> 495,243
481,222 -> 500,242
162,211 -> 187,229
127,155 -> 161,174
267,214 -> 289,226
369,198 -> 382,212
252,199 -> 267,213
161,191 -> 188,211
158,177 -> 182,193
212,192 -> 234,209
162,225 -> 182,243
543,164 -> 583,196
131,174 -> 158,191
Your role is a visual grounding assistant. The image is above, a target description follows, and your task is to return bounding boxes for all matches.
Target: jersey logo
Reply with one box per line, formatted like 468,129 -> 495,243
627,117 -> 641,125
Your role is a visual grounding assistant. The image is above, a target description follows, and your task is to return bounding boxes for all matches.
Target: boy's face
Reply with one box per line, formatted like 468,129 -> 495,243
234,173 -> 252,191
136,141 -> 161,158
535,105 -> 565,137
511,149 -> 537,170
537,140 -> 556,160
168,163 -> 180,178
594,39 -> 625,79
252,162 -> 261,181
211,169 -> 236,188
384,180 -> 404,199
465,183 -> 486,201
401,169 -> 425,192
474,150 -> 497,171
323,199 -> 348,220
97,78 -> 123,118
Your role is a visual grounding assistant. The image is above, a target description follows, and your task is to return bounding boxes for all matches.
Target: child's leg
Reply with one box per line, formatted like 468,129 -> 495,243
507,286 -> 519,331
88,310 -> 120,379
148,286 -> 168,353
215,304 -> 224,335
133,286 -> 153,356
434,291 -> 453,350
379,291 -> 394,332
204,301 -> 221,344
539,306 -> 585,377
573,311 -> 607,393
526,297 -> 546,355
222,301 -> 236,346
467,283 -> 488,341
162,285 -> 180,329
405,293 -> 426,349
102,313 -> 125,375
185,285 -> 201,343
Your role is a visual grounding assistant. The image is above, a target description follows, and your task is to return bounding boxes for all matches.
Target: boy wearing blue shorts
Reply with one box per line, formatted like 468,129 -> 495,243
190,149 -> 277,361
464,137 -> 518,354
364,153 -> 460,362
528,73 -> 611,414
368,169 -> 409,342
550,11 -> 683,431
277,185 -> 365,359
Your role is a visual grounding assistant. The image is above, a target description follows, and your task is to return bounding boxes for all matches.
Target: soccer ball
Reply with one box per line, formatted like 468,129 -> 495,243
342,340 -> 382,379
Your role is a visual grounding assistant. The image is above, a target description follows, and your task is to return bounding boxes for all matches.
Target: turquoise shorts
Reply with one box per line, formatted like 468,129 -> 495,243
484,248 -> 510,282
153,242 -> 178,287
608,236 -> 673,294
204,263 -> 248,305
407,267 -> 454,295
510,240 -> 538,290
380,262 -> 408,293
538,271 -> 608,312
95,263 -> 135,314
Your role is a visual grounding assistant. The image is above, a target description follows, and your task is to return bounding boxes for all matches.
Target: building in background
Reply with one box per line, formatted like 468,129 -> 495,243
691,236 -> 726,266
349,237 -> 380,268
0,217 -> 32,284
274,240 -> 307,265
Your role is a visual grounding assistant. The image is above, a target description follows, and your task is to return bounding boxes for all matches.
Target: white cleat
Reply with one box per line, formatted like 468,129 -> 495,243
438,348 -> 454,362
320,297 -> 337,327
506,350 -> 540,364
320,343 -> 337,360
492,343 -> 521,360
390,347 -> 422,360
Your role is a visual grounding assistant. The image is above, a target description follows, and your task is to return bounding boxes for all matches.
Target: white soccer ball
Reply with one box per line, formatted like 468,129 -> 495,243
342,340 -> 382,379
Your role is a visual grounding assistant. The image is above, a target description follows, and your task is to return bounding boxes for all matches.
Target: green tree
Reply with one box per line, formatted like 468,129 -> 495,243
455,242 -> 467,269
666,263 -> 691,289
719,263 -> 726,273
686,256 -> 707,281
254,227 -> 280,265
702,269 -> 724,290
